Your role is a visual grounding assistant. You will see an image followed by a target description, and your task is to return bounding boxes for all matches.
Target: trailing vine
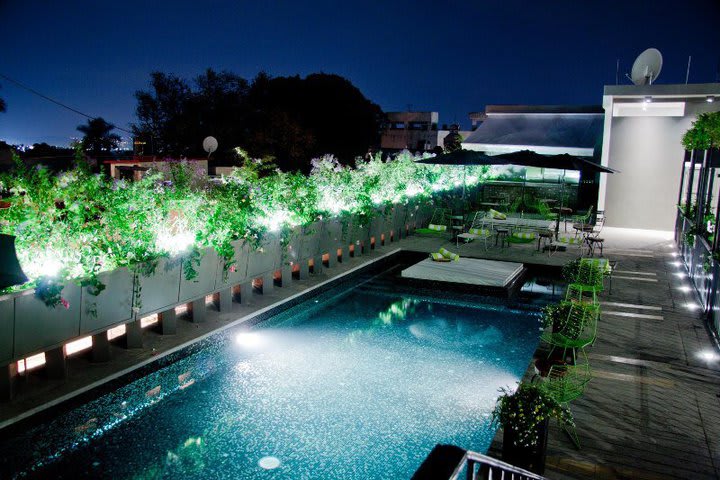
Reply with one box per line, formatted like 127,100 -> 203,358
181,246 -> 203,282
35,276 -> 67,309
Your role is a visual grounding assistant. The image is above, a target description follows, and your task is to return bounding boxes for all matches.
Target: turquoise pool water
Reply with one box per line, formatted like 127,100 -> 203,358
2,266 -> 542,479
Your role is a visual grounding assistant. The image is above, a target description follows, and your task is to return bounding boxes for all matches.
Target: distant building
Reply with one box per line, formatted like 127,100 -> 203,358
380,112 -> 472,152
381,112 -> 438,151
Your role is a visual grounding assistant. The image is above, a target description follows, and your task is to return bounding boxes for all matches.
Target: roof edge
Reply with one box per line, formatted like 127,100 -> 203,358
483,105 -> 604,114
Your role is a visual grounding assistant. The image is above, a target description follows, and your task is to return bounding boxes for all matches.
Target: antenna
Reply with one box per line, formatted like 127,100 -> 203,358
630,48 -> 663,85
685,56 -> 692,84
202,136 -> 218,159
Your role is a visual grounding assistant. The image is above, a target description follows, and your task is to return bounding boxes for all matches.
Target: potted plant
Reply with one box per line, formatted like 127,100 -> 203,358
492,383 -> 574,474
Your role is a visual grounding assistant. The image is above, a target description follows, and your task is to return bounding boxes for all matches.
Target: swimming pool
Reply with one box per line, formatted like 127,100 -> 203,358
2,262 -> 543,479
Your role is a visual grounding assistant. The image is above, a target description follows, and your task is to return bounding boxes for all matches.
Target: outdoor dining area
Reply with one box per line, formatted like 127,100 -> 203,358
414,149 -> 614,259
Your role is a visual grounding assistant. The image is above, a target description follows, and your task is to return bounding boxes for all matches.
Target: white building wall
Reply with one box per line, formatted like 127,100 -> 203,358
601,97 -> 720,231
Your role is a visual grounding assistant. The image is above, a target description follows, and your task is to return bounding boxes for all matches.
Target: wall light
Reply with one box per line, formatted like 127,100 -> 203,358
644,96 -> 652,103
707,96 -> 716,103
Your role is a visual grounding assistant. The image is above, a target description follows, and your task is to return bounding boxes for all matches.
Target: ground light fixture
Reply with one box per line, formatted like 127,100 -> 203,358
697,350 -> 720,362
685,302 -> 700,311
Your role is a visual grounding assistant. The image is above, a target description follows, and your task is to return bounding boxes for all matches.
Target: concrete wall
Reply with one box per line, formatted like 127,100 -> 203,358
602,100 -> 720,231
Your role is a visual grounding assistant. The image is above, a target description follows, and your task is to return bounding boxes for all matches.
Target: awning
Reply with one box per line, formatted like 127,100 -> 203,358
462,111 -> 604,157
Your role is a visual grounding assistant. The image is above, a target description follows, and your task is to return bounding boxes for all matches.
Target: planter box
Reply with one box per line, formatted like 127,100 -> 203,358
14,282 -> 81,357
135,258 -> 182,316
80,267 -> 134,335
179,248 -> 220,303
0,295 -> 14,365
322,219 -> 344,253
247,235 -> 281,278
214,239 -> 251,289
393,205 -> 408,237
299,222 -> 323,260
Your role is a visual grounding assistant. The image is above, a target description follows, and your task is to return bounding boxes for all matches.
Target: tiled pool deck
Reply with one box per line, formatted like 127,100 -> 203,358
450,228 -> 720,480
3,227 -> 720,479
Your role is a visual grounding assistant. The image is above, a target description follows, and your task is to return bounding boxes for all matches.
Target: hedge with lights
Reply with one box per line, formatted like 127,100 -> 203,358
0,147 -> 490,301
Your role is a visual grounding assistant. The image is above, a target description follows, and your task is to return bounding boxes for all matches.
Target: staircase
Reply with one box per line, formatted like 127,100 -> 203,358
412,444 -> 549,480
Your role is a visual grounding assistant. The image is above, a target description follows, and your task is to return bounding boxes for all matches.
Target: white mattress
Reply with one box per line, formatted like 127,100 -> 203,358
401,257 -> 524,287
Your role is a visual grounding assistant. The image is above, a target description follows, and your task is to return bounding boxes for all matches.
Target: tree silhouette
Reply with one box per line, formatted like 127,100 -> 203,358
133,69 -> 383,170
77,117 -> 121,157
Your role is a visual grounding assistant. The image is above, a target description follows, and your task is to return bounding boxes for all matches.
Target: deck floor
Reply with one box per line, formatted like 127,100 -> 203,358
433,227 -> 720,480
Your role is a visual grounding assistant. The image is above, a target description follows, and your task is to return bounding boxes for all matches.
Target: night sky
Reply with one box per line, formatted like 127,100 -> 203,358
0,0 -> 718,146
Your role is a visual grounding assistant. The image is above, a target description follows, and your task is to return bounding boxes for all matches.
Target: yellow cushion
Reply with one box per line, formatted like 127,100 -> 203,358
430,252 -> 451,262
489,209 -> 506,220
469,228 -> 491,236
438,247 -> 460,261
428,224 -> 447,232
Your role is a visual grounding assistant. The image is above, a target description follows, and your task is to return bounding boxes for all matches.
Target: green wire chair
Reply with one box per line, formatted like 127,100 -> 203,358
537,349 -> 592,448
565,258 -> 605,304
541,301 -> 599,364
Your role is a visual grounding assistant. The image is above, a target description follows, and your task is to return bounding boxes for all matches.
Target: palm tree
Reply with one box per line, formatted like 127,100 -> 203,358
76,117 -> 121,158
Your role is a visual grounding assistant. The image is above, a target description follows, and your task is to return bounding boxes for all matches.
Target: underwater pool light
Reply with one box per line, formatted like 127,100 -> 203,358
236,332 -> 264,348
258,456 -> 281,470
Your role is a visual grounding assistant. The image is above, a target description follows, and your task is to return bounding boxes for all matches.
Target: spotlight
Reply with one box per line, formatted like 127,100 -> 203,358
678,285 -> 692,292
697,350 -> 719,362
707,96 -> 715,103
685,302 -> 700,311
235,332 -> 263,348
644,96 -> 652,103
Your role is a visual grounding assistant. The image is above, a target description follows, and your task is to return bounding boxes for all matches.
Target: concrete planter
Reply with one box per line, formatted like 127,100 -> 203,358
393,205 -> 408,238
80,267 -> 134,336
214,239 -> 251,289
14,282 -> 81,357
134,258 -> 182,317
0,295 -> 14,365
323,219 -> 344,253
247,235 -> 281,278
299,222 -> 323,260
179,248 -> 220,303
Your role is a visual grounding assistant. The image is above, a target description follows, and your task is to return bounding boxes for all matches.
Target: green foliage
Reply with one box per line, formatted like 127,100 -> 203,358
182,246 -> 203,281
492,383 -> 574,448
35,276 -> 67,309
682,112 -> 720,150
542,301 -> 595,339
0,150 -> 487,289
562,258 -> 603,286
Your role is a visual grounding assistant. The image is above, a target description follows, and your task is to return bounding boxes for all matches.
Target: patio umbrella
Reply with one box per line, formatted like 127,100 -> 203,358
493,150 -> 618,174
416,150 -> 507,206
493,150 -> 618,236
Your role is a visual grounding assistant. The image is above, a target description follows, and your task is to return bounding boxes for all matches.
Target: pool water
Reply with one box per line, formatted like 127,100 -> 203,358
2,265 -> 542,479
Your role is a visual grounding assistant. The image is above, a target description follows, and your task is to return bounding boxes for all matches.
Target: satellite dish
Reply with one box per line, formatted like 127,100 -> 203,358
631,48 -> 663,85
202,136 -> 218,155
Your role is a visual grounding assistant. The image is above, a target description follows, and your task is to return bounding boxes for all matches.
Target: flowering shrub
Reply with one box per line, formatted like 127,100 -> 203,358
492,383 -> 574,448
0,149 -> 491,291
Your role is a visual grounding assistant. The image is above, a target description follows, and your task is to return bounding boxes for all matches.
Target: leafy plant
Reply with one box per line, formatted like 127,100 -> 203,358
542,301 -> 594,339
562,258 -> 603,286
492,383 -> 574,448
35,276 -> 68,309
182,246 -> 203,281
682,112 -> 720,151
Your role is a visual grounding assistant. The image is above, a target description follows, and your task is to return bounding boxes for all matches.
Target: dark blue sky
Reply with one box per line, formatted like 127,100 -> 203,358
0,0 -> 718,146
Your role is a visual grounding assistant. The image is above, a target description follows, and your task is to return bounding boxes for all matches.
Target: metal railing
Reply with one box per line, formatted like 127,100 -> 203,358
454,451 -> 548,480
